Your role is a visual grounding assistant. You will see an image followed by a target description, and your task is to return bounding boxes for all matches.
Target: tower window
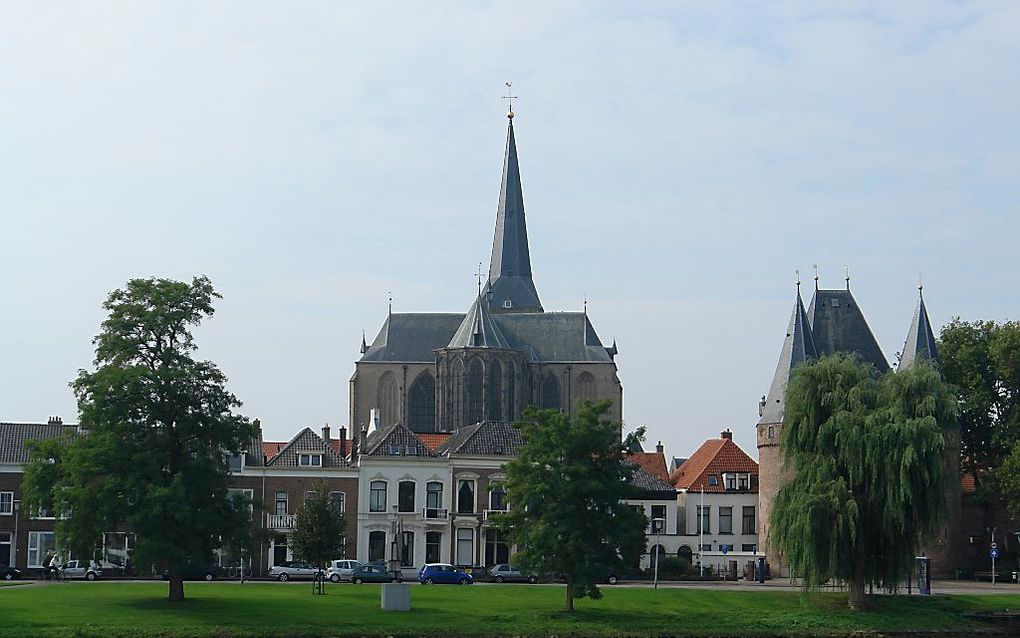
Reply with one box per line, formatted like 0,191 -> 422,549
503,299 -> 512,309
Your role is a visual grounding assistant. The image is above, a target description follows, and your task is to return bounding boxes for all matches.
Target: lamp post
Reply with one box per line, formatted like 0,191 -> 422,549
13,500 -> 20,569
699,486 -> 705,577
652,517 -> 665,590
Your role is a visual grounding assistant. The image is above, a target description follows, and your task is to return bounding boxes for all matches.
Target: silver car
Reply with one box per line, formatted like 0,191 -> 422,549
488,563 -> 537,584
327,559 -> 363,583
62,560 -> 102,581
268,561 -> 322,582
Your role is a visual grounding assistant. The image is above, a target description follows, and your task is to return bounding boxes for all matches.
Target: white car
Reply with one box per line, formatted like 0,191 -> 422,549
268,561 -> 323,582
327,559 -> 363,583
62,560 -> 102,581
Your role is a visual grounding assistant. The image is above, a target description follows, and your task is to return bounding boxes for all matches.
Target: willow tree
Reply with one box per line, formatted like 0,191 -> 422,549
771,354 -> 954,610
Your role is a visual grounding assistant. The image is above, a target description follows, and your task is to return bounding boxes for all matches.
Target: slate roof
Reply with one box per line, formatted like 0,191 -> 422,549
628,464 -> 678,497
899,288 -> 940,369
670,456 -> 688,474
360,313 -> 465,363
760,288 -> 817,425
448,294 -> 511,349
626,450 -> 671,484
0,422 -> 78,464
435,421 -> 524,457
807,289 -> 890,372
265,427 -> 349,468
488,119 -> 543,314
670,436 -> 758,493
362,422 -> 436,458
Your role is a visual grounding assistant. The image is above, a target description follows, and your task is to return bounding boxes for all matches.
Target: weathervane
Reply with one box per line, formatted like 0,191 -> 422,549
475,261 -> 485,296
502,81 -> 518,119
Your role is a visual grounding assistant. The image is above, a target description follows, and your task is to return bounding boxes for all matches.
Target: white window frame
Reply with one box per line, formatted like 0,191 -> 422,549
28,531 -> 56,567
298,453 -> 322,467
369,481 -> 387,512
0,491 -> 12,516
456,479 -> 476,514
455,527 -> 474,567
275,491 -> 288,516
426,481 -> 443,509
330,491 -> 346,514
0,531 -> 11,565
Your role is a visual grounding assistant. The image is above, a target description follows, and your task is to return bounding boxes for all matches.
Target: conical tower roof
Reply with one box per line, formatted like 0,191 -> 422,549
807,288 -> 890,372
899,287 -> 940,369
487,118 -> 543,314
447,293 -> 511,349
759,287 -> 817,425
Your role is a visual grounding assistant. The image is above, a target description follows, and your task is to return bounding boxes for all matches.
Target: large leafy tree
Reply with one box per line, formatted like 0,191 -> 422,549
290,483 -> 347,595
771,354 -> 954,610
501,401 -> 647,613
23,276 -> 255,601
939,319 -> 1020,493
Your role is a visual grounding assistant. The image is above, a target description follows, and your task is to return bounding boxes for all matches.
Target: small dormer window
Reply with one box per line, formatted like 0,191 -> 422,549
738,474 -> 750,490
389,445 -> 402,456
298,454 -> 322,467
405,445 -> 418,456
708,475 -> 718,486
725,474 -> 736,490
503,299 -> 512,309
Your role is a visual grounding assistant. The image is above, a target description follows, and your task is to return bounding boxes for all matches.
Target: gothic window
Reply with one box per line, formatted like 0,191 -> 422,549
467,359 -> 484,425
408,372 -> 436,432
487,361 -> 503,421
540,373 -> 561,411
575,371 -> 597,406
377,372 -> 400,426
505,361 -> 516,420
449,359 -> 464,430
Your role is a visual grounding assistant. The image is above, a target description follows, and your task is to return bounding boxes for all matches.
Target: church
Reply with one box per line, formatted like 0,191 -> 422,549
349,112 -> 624,441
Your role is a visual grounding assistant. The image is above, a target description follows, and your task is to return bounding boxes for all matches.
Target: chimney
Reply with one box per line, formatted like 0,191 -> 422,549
338,426 -> 348,456
721,429 -> 732,440
655,441 -> 664,454
321,423 -> 331,443
368,408 -> 380,435
48,416 -> 62,426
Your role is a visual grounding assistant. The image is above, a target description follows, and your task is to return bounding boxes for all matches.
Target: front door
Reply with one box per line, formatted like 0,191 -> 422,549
272,535 -> 288,566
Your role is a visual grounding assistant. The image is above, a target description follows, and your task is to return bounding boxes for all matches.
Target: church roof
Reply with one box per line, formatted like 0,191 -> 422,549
899,288 -> 940,369
807,288 -> 890,372
759,288 -> 817,425
360,313 -> 465,362
488,120 -> 543,314
447,294 -> 511,349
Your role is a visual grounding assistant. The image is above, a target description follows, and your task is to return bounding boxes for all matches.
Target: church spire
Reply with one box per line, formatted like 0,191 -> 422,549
487,116 -> 543,314
899,285 -> 940,369
759,283 -> 818,425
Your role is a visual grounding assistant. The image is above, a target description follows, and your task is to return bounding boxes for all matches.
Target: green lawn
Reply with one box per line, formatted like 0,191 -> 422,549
0,582 -> 1015,637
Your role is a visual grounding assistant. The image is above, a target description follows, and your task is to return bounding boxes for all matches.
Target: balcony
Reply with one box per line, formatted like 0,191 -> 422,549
266,513 -> 296,530
482,508 -> 509,521
422,507 -> 448,520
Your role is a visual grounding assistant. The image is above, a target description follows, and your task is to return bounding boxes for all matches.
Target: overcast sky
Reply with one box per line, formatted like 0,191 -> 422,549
2,2 -> 1018,460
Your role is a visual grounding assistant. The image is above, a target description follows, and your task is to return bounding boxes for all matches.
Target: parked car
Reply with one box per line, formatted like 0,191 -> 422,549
0,564 -> 21,581
351,564 -> 396,584
62,560 -> 102,581
418,563 -> 473,585
269,561 -> 323,582
488,563 -> 537,584
162,564 -> 226,581
327,559 -> 364,583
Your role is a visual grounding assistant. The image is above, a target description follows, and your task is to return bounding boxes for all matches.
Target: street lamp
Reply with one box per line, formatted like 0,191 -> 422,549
12,500 -> 21,569
652,517 -> 665,590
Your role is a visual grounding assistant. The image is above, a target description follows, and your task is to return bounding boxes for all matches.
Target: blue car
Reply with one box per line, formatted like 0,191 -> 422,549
418,563 -> 473,585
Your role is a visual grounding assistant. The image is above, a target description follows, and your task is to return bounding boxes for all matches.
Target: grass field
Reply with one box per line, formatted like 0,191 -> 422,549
0,582 -> 1016,637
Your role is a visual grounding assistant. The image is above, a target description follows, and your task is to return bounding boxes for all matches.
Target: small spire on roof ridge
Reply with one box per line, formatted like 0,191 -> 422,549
918,272 -> 924,299
813,264 -> 819,290
795,269 -> 801,293
387,291 -> 392,316
360,330 -> 368,354
844,265 -> 851,291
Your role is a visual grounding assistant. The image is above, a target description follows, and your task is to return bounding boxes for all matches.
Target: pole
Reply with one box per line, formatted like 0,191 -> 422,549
653,518 -> 662,590
13,501 -> 20,569
992,528 -> 997,586
699,487 -> 705,577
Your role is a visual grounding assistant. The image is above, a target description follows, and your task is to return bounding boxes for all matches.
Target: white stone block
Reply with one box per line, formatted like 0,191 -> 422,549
380,582 -> 411,612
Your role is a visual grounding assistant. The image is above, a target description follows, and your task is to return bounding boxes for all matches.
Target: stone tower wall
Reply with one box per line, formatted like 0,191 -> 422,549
756,420 -> 792,575
919,426 -> 963,577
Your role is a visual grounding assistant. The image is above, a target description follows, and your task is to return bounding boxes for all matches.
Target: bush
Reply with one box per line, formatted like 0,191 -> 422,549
651,556 -> 698,580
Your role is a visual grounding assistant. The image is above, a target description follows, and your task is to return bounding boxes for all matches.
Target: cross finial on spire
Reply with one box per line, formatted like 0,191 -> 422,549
502,81 -> 518,119
813,264 -> 819,290
795,269 -> 801,293
475,261 -> 484,296
918,272 -> 924,299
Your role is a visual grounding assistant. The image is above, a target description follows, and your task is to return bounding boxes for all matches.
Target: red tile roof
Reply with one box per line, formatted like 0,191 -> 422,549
626,450 -> 671,484
262,441 -> 286,461
670,436 -> 758,493
417,433 -> 452,452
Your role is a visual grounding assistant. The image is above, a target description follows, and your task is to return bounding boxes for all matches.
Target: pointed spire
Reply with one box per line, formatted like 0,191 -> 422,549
447,294 -> 510,349
899,285 -> 940,369
360,330 -> 368,354
487,117 -> 543,314
759,284 -> 817,425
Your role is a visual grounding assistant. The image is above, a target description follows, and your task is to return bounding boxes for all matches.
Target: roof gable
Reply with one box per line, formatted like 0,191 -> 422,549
436,421 -> 524,457
670,437 -> 758,493
266,427 -> 348,468
0,422 -> 78,464
362,422 -> 436,457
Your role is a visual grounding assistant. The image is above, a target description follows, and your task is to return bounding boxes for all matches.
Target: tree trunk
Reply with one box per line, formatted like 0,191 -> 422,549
168,575 -> 185,601
848,579 -> 866,610
565,581 -> 575,613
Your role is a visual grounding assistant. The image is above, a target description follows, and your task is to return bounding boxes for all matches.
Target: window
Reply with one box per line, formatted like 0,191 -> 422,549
503,299 -> 512,309
408,372 -> 436,432
426,481 -> 443,509
274,491 -> 288,516
398,481 -> 416,513
401,531 -> 415,567
425,531 -> 442,564
707,475 -> 718,486
467,359 -> 484,424
330,491 -> 346,514
0,492 -> 12,516
487,362 -> 503,421
368,531 -> 386,562
0,532 -> 10,566
103,532 -> 134,568
725,474 -> 736,490
457,479 -> 475,514
650,505 -> 666,533
742,506 -> 756,535
228,488 -> 254,518
699,543 -> 712,552
575,371 -> 597,405
488,483 -> 507,511
389,445 -> 402,456
378,372 -> 400,427
505,361 -> 516,420
742,544 -> 757,552
484,528 -> 509,566
719,507 -> 733,534
696,505 -> 710,534
767,426 -> 775,439
227,454 -> 243,473
28,531 -> 56,567
540,374 -> 560,410
370,481 -> 387,512
738,474 -> 749,490
298,454 -> 322,467
455,528 -> 474,566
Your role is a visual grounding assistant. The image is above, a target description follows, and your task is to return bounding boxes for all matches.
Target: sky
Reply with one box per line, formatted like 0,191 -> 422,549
2,2 -> 1018,461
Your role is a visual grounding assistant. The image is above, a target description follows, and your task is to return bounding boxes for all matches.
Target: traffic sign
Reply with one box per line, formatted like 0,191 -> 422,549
721,545 -> 730,555
991,542 -> 998,550
991,549 -> 999,559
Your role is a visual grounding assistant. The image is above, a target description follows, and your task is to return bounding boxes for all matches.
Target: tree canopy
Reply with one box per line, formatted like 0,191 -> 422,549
501,401 -> 647,612
290,483 -> 347,594
23,276 -> 255,601
770,354 -> 955,609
